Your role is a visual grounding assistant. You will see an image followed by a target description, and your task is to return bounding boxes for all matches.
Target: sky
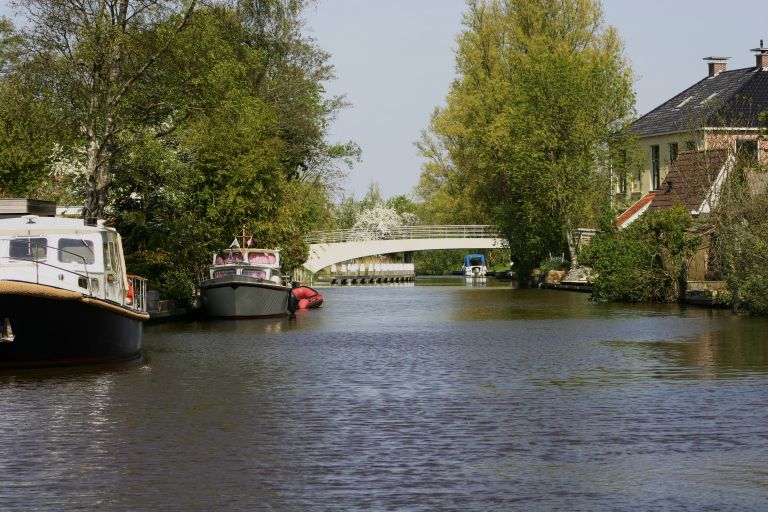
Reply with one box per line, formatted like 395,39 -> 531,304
305,0 -> 768,199
2,1 -> 767,199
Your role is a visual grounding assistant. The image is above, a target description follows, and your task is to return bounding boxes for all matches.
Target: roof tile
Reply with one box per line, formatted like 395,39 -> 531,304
648,149 -> 729,213
631,68 -> 768,136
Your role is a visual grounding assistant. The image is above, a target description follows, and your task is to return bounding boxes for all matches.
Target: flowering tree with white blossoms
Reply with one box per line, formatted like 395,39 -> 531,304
351,206 -> 418,240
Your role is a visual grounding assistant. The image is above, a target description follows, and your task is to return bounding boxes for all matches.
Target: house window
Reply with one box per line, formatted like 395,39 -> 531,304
651,145 -> 660,190
669,143 -> 679,165
685,140 -> 697,151
736,139 -> 758,164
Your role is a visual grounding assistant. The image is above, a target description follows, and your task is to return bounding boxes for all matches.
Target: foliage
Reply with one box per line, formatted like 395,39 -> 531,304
415,248 -> 509,275
8,0 -> 200,218
538,256 -> 569,272
584,207 -> 694,302
331,182 -> 420,231
0,19 -> 64,198
709,155 -> 768,314
416,0 -> 635,276
414,249 -> 467,275
0,2 -> 356,301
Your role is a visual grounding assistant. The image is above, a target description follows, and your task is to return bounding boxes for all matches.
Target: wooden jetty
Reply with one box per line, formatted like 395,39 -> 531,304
322,263 -> 415,285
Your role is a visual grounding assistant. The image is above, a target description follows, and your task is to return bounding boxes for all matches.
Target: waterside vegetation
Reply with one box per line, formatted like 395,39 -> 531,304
0,0 -> 358,301
412,0 -> 768,314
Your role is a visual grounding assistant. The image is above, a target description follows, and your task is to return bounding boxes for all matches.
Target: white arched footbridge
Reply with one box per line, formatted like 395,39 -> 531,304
302,225 -> 507,273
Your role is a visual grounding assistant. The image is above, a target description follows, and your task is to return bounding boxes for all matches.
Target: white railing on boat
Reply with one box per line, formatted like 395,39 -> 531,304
0,242 -> 97,293
127,275 -> 148,313
0,242 -> 148,313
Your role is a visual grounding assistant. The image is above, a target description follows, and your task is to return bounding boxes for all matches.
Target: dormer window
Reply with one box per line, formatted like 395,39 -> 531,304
676,96 -> 693,108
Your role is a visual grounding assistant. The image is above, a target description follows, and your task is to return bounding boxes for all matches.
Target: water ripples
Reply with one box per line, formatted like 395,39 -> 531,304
1,285 -> 768,510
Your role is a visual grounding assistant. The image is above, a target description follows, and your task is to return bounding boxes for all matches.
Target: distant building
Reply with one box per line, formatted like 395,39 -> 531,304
616,44 -> 768,225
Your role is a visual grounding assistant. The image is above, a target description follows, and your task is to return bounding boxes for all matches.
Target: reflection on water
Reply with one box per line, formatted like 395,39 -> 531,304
1,283 -> 768,510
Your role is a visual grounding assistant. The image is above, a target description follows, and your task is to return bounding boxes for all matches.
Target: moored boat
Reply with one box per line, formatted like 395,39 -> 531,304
0,215 -> 149,367
199,234 -> 292,319
462,253 -> 487,278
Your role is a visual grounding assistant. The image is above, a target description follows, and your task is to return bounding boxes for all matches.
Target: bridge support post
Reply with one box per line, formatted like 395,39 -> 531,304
404,251 -> 414,264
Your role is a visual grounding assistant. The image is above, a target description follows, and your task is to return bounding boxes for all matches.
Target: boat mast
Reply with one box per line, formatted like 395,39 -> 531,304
239,226 -> 252,256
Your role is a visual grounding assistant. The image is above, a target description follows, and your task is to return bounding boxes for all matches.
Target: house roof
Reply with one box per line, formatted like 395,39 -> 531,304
616,192 -> 655,229
631,67 -> 768,137
648,149 -> 729,213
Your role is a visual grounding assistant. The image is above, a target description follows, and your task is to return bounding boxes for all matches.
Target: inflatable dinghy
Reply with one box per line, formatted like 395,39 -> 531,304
291,286 -> 324,309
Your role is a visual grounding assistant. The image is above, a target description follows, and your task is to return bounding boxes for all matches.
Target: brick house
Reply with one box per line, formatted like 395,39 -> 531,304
616,45 -> 768,204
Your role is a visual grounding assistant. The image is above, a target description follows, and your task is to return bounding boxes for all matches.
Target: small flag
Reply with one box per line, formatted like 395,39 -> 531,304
246,238 -> 253,248
229,238 -> 240,248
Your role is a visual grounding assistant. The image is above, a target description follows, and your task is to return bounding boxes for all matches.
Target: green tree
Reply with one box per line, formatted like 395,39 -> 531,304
12,0 -> 198,219
1,2 -> 356,298
0,18 -> 62,198
708,150 -> 768,314
109,4 -> 354,297
418,0 -> 634,276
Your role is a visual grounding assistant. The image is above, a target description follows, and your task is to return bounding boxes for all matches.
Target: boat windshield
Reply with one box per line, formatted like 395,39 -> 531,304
248,252 -> 275,264
466,256 -> 485,266
213,269 -> 236,278
215,251 -> 244,264
243,269 -> 267,279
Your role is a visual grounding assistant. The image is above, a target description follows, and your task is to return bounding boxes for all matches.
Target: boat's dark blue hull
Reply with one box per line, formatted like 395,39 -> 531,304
0,293 -> 144,368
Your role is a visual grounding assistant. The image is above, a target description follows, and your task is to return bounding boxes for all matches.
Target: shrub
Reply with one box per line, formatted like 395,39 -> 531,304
583,206 -> 695,303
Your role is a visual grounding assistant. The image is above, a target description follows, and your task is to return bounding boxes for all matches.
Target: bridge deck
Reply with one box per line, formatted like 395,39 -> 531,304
303,225 -> 507,274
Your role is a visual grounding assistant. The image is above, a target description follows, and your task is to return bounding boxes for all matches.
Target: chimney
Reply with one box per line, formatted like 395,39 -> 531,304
752,40 -> 768,70
703,56 -> 729,77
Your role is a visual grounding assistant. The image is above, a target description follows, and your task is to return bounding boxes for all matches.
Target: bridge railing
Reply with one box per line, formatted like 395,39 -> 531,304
305,225 -> 503,244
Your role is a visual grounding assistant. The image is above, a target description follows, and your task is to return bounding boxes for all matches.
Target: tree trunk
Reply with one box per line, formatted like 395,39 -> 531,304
563,209 -> 579,268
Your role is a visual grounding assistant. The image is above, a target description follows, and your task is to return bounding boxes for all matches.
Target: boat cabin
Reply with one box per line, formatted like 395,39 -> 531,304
210,248 -> 284,285
0,216 -> 146,311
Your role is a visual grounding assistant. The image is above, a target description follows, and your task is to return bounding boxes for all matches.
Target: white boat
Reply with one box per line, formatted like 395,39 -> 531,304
0,215 -> 149,367
462,253 -> 488,278
199,236 -> 292,319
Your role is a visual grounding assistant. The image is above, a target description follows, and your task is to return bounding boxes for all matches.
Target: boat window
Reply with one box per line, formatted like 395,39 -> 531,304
109,242 -> 119,271
213,269 -> 236,278
103,243 -> 111,270
248,252 -> 271,264
218,251 -> 243,264
242,269 -> 266,279
58,238 -> 95,264
9,238 -> 47,261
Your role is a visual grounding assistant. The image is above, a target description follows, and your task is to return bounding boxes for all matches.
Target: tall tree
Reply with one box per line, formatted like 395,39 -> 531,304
13,0 -> 197,218
1,2 -> 357,297
0,18 -> 61,197
418,0 -> 634,273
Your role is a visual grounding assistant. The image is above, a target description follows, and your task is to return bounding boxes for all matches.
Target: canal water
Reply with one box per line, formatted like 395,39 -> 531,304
1,279 -> 768,511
